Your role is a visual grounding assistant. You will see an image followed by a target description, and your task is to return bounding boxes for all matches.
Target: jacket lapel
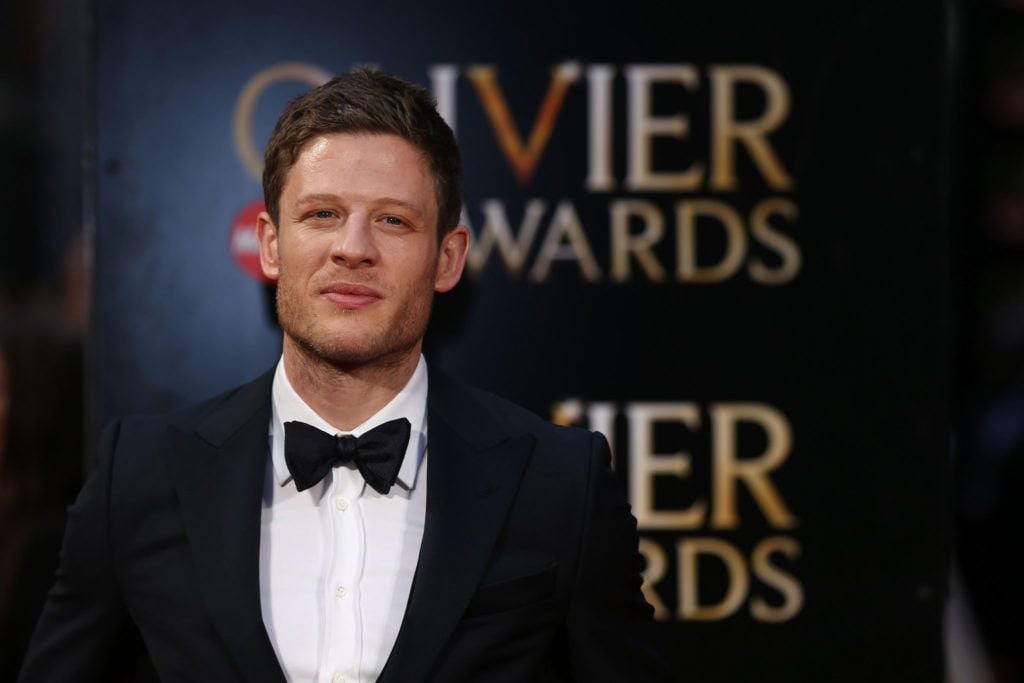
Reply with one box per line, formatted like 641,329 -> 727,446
163,370 -> 287,683
379,369 -> 536,682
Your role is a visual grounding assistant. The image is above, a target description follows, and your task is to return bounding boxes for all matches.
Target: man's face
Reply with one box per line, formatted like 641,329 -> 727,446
256,132 -> 468,369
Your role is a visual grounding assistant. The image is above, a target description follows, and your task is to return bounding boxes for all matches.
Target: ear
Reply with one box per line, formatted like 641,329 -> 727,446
256,210 -> 281,282
434,225 -> 470,293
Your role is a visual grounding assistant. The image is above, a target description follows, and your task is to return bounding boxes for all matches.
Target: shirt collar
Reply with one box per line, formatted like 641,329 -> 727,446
270,355 -> 429,492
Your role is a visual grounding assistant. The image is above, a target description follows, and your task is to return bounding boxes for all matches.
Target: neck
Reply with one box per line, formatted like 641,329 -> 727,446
282,338 -> 422,431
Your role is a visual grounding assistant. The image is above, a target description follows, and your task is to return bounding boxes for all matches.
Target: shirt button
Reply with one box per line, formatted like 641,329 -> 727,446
331,674 -> 346,683
334,497 -> 349,512
335,585 -> 347,599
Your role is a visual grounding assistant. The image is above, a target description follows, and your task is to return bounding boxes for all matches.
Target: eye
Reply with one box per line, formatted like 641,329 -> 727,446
383,215 -> 405,226
313,210 -> 336,219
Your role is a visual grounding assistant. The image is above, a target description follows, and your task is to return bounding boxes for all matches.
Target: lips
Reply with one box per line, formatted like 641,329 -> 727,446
320,283 -> 382,309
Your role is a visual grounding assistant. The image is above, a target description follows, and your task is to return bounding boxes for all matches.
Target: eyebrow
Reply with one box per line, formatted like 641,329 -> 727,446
294,193 -> 425,216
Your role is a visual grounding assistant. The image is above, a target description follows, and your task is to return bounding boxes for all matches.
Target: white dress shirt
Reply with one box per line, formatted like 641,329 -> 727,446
259,355 -> 428,683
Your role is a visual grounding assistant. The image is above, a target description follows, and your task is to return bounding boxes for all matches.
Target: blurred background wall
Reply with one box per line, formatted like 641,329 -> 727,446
1,0 -> 88,679
954,1 -> 1024,681
0,0 -> 1019,681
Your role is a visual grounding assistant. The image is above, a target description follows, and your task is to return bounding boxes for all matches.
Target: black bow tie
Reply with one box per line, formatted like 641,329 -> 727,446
284,418 -> 411,495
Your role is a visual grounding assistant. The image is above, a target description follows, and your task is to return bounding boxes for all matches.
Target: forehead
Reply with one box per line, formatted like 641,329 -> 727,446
282,133 -> 436,210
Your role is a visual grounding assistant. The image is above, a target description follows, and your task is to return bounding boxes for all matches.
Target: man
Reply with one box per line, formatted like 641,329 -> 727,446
19,68 -> 669,682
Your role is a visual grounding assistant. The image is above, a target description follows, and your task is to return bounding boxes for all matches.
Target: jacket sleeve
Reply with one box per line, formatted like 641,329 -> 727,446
564,431 -> 674,682
18,418 -> 140,682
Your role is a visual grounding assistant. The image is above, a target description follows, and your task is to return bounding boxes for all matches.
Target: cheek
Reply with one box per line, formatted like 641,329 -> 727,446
411,258 -> 442,294
278,241 -> 324,281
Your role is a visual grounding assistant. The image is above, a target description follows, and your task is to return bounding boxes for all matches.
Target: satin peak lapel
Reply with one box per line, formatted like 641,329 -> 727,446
164,370 -> 286,683
379,371 -> 536,682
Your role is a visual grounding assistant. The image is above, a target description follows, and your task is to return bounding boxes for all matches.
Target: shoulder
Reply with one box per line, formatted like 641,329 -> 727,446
91,369 -> 274,510
102,367 -> 275,452
427,366 -> 602,457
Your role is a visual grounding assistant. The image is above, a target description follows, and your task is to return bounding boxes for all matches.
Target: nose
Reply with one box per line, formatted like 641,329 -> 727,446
330,212 -> 378,267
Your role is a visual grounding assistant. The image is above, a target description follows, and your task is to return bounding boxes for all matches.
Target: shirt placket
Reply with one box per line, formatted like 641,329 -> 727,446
320,466 -> 367,683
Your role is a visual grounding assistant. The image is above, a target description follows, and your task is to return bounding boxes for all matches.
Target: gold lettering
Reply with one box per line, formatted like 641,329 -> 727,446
710,403 -> 797,529
625,65 -> 705,191
749,198 -> 801,284
750,536 -> 803,622
610,200 -> 667,282
530,200 -> 602,282
709,65 -> 794,191
627,403 -> 706,530
676,199 -> 746,283
428,64 -> 459,133
678,537 -> 749,620
638,538 -> 671,621
466,199 -> 546,278
585,64 -> 616,192
587,402 -> 618,469
232,63 -> 331,181
467,63 -> 580,184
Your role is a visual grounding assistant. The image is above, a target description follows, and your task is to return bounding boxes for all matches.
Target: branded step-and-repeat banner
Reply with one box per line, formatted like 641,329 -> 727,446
94,0 -> 951,679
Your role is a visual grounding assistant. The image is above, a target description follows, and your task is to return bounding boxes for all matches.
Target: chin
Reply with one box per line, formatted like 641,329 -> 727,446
291,327 -> 422,370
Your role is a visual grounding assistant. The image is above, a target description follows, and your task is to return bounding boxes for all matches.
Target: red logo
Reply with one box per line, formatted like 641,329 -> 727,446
229,199 -> 273,283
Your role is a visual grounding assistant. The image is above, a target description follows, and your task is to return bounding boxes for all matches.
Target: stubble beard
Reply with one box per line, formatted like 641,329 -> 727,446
275,277 -> 434,374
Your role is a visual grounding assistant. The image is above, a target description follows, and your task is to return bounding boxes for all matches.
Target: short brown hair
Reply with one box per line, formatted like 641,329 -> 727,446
262,67 -> 462,237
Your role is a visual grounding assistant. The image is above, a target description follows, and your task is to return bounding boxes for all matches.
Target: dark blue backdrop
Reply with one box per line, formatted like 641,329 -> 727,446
95,0 -> 952,678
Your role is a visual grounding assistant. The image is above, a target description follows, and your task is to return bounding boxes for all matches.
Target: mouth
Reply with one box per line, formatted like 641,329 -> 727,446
320,283 -> 383,310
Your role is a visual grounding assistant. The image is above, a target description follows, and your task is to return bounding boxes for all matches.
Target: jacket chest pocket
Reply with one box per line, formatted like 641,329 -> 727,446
463,562 -> 559,620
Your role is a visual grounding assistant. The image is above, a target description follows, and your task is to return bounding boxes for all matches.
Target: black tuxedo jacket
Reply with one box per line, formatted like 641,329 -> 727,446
19,367 -> 670,682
